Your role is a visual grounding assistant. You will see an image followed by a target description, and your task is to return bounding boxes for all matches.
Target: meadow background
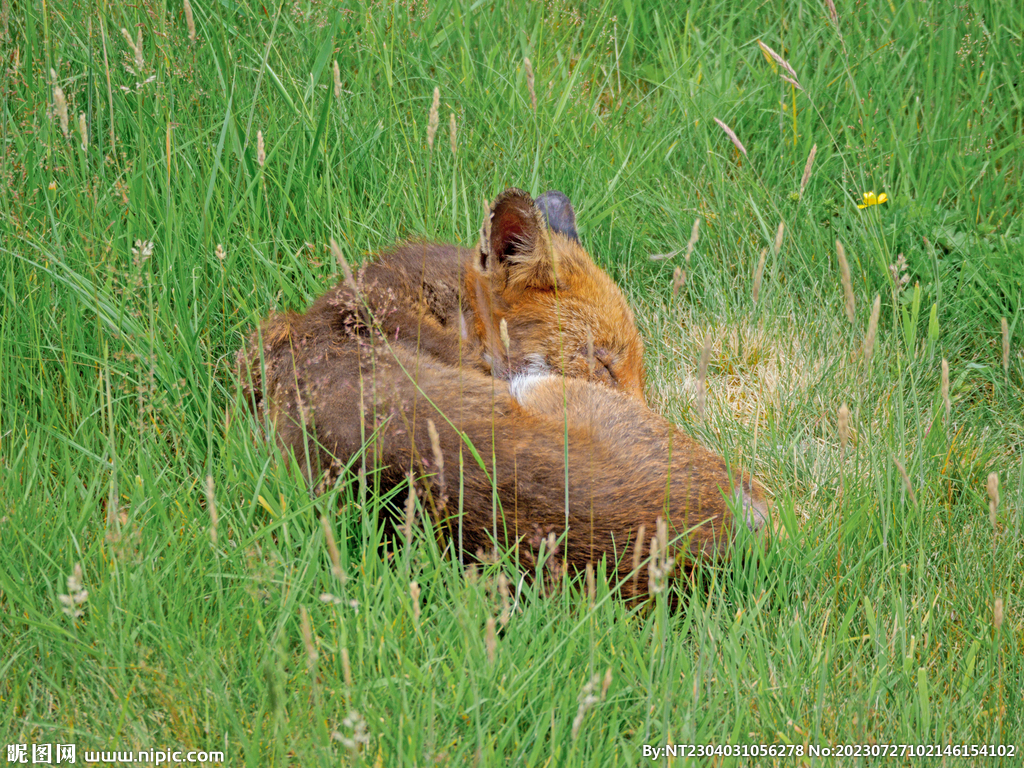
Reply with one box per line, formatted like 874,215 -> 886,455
1,0 -> 1022,764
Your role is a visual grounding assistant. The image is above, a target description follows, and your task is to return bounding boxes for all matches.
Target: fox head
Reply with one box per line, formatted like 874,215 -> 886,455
466,188 -> 646,400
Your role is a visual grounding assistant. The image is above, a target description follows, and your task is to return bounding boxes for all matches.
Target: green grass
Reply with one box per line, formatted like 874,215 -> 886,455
1,0 -> 1022,764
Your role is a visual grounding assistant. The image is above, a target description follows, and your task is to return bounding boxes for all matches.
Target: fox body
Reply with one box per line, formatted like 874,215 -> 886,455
266,190 -> 646,400
239,189 -> 768,598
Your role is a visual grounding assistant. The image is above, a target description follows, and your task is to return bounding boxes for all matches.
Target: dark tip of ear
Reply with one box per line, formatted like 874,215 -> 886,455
489,188 -> 540,262
535,190 -> 579,242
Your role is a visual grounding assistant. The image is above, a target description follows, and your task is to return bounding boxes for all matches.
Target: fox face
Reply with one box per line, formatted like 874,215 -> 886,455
466,189 -> 647,400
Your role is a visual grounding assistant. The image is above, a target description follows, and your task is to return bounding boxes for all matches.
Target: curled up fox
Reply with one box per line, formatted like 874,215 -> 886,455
238,188 -> 770,599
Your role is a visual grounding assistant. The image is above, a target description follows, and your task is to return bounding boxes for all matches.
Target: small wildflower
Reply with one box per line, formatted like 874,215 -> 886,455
571,673 -> 602,739
48,180 -> 57,192
889,252 -> 909,292
857,191 -> 888,209
132,239 -> 154,264
214,243 -> 226,261
332,710 -> 370,754
58,563 -> 88,619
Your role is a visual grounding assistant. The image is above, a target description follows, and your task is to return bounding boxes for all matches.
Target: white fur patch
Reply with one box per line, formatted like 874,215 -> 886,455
510,371 -> 556,405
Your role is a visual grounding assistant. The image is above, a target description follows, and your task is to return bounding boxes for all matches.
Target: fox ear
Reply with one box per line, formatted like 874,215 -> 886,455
479,188 -> 558,289
535,190 -> 579,242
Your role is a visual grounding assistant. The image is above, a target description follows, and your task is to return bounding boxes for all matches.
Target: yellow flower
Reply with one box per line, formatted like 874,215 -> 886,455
857,191 -> 888,208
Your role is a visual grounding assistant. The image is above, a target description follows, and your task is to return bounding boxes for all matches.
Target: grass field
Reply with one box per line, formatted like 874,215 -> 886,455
1,0 -> 1022,764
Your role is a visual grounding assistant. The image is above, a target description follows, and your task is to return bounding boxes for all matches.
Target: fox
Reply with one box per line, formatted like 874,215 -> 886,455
238,189 -> 769,598
252,188 -> 646,403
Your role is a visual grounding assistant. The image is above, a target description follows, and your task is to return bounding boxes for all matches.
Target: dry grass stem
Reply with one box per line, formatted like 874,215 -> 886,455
403,472 -> 417,541
321,515 -> 343,580
184,0 -> 196,42
863,294 -> 880,364
449,112 -> 457,156
299,605 -> 318,668
410,581 -> 421,623
524,57 -> 537,112
631,524 -> 646,594
205,475 -> 218,546
485,616 -> 497,664
941,359 -> 951,423
330,238 -> 359,297
714,117 -> 747,157
341,647 -> 353,690
586,562 -> 595,609
1001,317 -> 1009,376
836,240 -> 856,323
427,87 -> 440,150
685,218 -> 701,262
752,248 -> 767,303
672,266 -> 686,297
894,458 -> 918,507
799,143 -> 817,198
696,333 -> 712,418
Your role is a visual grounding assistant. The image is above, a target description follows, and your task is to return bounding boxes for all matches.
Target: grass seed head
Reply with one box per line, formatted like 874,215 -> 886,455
333,60 -> 342,100
410,581 -> 421,623
299,605 -> 318,667
449,112 -> 457,156
863,294 -> 880,364
987,472 -> 999,529
799,143 -> 817,198
838,403 -> 850,451
427,86 -> 440,150
685,217 -> 701,262
714,117 -> 747,157
485,616 -> 497,664
753,247 -> 768,303
524,57 -> 537,112
184,0 -> 196,42
994,597 -> 1004,631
